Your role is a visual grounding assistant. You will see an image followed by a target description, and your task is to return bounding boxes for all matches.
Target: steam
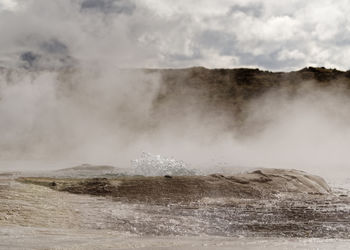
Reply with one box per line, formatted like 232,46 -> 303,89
0,1 -> 350,179
0,68 -> 161,164
232,84 -> 350,177
1,66 -> 350,179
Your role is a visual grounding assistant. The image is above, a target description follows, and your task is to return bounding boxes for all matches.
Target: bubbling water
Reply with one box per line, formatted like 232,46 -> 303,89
131,152 -> 196,176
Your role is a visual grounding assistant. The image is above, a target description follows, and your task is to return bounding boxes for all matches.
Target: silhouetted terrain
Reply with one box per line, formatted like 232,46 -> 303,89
150,67 -> 350,125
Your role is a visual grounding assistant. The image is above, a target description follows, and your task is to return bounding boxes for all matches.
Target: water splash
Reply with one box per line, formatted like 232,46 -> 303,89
131,152 -> 196,176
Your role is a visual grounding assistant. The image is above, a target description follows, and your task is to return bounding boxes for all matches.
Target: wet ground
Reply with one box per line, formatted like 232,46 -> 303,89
1,174 -> 350,249
2,226 -> 350,250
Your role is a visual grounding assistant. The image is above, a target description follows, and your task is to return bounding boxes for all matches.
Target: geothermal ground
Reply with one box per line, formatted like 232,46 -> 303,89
1,167 -> 350,249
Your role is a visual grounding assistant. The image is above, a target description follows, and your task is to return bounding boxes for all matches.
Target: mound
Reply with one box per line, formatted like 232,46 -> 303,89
18,168 -> 331,204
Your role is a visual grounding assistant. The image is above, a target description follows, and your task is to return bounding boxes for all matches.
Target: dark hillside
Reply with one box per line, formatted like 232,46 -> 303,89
148,67 -> 350,126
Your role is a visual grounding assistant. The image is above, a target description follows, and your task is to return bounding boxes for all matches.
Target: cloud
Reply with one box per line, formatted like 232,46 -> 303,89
80,0 -> 136,15
1,0 -> 350,70
40,39 -> 68,54
20,51 -> 39,68
0,0 -> 18,11
18,39 -> 74,69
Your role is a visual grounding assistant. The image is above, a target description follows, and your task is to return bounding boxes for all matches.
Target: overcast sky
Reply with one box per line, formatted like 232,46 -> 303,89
1,0 -> 350,71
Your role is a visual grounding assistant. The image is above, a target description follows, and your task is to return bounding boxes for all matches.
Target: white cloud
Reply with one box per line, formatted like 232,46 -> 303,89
0,0 -> 18,11
1,0 -> 350,70
277,49 -> 305,61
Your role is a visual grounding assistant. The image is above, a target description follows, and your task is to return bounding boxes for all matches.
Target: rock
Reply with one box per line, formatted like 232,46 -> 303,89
18,168 -> 331,204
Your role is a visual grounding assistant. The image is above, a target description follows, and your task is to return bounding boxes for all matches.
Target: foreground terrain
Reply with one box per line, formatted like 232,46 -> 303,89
0,168 -> 347,242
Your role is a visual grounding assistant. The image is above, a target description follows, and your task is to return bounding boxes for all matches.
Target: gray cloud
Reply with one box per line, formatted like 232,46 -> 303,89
228,3 -> 264,17
40,39 -> 68,54
18,38 -> 74,69
237,50 -> 303,71
1,0 -> 350,70
199,31 -> 237,55
20,51 -> 39,68
80,0 -> 136,15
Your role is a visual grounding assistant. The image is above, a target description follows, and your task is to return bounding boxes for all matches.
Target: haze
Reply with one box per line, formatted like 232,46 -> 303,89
0,0 -> 350,179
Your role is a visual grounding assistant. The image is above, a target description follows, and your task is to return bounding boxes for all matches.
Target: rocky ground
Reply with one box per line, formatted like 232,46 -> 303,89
17,168 -> 331,203
2,168 -> 348,240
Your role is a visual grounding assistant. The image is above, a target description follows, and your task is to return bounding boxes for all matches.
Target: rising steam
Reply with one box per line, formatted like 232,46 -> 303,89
0,1 -> 350,179
1,66 -> 350,180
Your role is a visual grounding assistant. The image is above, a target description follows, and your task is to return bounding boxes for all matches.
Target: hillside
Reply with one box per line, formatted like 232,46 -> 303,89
149,67 -> 350,124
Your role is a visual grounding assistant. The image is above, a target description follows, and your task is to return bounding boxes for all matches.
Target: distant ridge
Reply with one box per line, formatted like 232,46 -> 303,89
2,66 -> 350,127
147,66 -> 350,123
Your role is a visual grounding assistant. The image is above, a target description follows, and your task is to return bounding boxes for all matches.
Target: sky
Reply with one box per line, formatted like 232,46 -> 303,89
1,0 -> 350,71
